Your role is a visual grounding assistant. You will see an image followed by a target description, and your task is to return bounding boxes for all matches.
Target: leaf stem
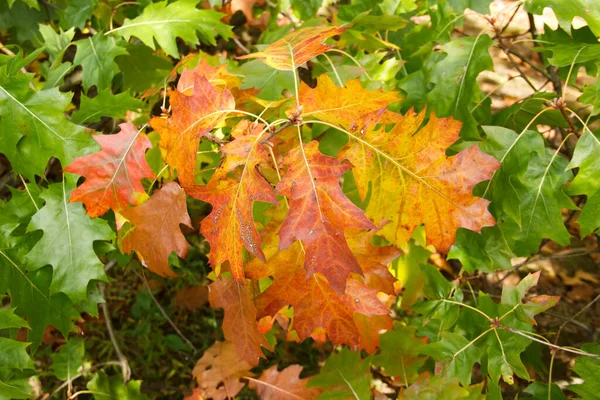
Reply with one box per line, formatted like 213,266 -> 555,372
439,299 -> 492,320
321,53 -> 343,87
19,175 -> 39,211
453,327 -> 493,359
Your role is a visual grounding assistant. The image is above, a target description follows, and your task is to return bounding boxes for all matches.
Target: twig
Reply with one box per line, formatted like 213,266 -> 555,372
203,132 -> 229,145
504,47 -> 552,80
131,266 -> 197,353
499,324 -> 600,358
233,37 -> 250,54
499,3 -> 521,35
98,283 -> 131,382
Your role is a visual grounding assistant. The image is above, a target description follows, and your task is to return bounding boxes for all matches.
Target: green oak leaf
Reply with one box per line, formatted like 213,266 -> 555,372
476,293 -> 534,384
374,324 -> 427,385
0,338 -> 33,370
87,371 -> 149,400
567,130 -> 600,234
51,337 -> 85,380
524,0 -> 600,37
72,89 -> 144,124
0,0 -> 47,44
308,348 -> 372,399
569,344 -> 600,399
486,333 -> 530,384
0,71 -> 98,182
0,234 -> 78,349
448,226 -> 513,274
58,0 -> 98,30
115,44 -> 173,93
239,59 -> 295,100
423,332 -> 480,386
580,80 -> 600,116
74,34 -> 127,92
536,26 -> 600,69
492,93 -> 569,132
25,180 -> 114,304
501,272 -> 560,326
507,149 -> 576,255
0,308 -> 28,330
480,127 -> 545,223
108,0 -> 232,58
38,24 -> 75,63
426,35 -> 494,140
0,378 -> 33,400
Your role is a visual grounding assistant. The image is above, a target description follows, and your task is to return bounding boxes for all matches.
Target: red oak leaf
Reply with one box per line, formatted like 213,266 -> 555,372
248,365 -> 322,400
208,274 -> 271,365
276,140 -> 375,293
187,121 -> 277,281
64,122 -> 154,218
150,73 -> 235,188
120,182 -> 192,277
238,26 -> 346,70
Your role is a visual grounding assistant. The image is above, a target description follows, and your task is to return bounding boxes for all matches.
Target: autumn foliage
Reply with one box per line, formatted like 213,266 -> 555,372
63,27 -> 499,367
3,1 -> 600,398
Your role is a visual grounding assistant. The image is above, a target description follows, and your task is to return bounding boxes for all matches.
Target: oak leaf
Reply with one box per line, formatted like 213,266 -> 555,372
238,26 -> 346,70
120,182 -> 192,277
297,77 -> 499,251
191,341 -> 252,400
298,74 -> 400,126
188,121 -> 277,281
248,365 -> 322,400
246,208 -> 394,350
64,122 -> 155,218
150,73 -> 234,187
208,274 -> 270,365
276,140 -> 375,293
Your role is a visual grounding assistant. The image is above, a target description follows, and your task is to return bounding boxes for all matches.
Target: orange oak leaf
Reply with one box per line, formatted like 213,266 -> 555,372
208,274 -> 271,365
187,121 -> 277,281
238,26 -> 346,70
252,242 -> 391,350
297,74 -> 400,126
150,73 -> 235,187
120,182 -> 192,277
64,122 -> 155,218
297,75 -> 500,252
276,140 -> 375,293
248,365 -> 322,400
246,208 -> 393,351
191,341 -> 253,400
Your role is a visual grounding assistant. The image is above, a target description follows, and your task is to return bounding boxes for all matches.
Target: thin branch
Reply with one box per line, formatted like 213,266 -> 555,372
131,266 -> 197,353
499,324 -> 600,358
233,37 -> 250,54
98,283 -> 131,382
